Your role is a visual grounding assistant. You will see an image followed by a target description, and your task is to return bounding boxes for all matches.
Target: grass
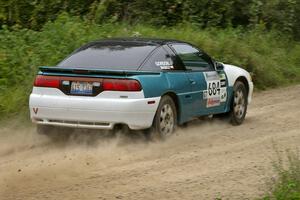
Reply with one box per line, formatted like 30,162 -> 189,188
262,149 -> 300,200
0,13 -> 300,119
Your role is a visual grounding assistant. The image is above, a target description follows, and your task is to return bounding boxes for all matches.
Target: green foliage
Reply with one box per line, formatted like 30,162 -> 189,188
262,150 -> 300,200
0,0 -> 94,29
0,0 -> 300,40
0,15 -> 299,118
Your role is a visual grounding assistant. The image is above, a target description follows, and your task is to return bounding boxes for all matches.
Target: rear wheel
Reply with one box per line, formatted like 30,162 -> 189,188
146,96 -> 177,140
229,81 -> 248,125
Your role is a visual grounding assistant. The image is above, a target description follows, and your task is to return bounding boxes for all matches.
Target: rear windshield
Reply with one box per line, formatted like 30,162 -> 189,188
58,41 -> 158,70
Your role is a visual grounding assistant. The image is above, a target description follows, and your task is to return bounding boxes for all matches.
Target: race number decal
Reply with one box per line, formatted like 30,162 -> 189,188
207,80 -> 221,98
203,72 -> 227,107
205,80 -> 221,107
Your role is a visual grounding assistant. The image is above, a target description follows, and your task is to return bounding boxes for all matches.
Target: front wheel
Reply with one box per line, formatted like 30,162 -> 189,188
146,96 -> 177,140
229,81 -> 248,125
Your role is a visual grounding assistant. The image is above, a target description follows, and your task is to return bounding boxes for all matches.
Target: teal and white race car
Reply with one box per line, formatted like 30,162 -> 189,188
29,38 -> 253,139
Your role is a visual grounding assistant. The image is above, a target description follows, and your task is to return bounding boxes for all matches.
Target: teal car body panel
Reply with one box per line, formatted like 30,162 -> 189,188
133,71 -> 233,124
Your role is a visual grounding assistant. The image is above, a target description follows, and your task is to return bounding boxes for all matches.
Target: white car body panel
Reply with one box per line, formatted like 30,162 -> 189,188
223,64 -> 254,104
29,87 -> 160,130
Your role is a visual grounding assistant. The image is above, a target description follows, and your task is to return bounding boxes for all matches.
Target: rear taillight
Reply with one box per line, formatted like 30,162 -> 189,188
34,76 -> 142,92
103,79 -> 142,91
34,75 -> 60,88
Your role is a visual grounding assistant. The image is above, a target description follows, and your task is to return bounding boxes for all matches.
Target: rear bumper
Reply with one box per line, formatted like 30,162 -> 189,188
29,90 -> 160,130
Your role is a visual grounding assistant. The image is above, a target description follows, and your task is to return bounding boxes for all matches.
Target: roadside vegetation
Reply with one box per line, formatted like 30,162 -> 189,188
262,150 -> 300,200
1,0 -> 300,119
0,14 -> 299,119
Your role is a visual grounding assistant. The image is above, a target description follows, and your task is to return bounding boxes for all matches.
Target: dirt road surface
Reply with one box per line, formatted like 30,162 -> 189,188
0,85 -> 300,200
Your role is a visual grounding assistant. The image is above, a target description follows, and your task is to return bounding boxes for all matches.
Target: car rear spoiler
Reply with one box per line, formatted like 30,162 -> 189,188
38,66 -> 161,76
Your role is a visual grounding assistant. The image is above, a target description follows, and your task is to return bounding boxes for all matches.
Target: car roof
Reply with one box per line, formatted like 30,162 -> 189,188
74,37 -> 190,54
88,37 -> 187,46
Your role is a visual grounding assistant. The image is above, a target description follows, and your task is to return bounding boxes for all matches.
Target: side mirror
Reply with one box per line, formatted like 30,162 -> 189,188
215,62 -> 224,71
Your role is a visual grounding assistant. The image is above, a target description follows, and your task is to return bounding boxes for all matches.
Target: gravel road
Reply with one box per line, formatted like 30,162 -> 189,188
0,85 -> 300,200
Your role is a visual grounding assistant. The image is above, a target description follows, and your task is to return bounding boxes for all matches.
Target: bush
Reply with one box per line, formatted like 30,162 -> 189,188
0,14 -> 299,119
262,150 -> 300,200
1,0 -> 300,41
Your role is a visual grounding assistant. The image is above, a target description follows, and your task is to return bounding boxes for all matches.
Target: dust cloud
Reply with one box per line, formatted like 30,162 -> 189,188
1,85 -> 300,200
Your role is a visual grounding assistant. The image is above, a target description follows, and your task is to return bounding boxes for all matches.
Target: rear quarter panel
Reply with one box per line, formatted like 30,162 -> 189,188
134,72 -> 193,124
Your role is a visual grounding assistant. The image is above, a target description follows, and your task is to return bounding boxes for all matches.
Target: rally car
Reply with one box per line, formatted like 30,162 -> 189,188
29,38 -> 253,139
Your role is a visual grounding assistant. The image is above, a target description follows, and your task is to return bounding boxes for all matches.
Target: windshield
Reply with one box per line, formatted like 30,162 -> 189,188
58,41 -> 158,70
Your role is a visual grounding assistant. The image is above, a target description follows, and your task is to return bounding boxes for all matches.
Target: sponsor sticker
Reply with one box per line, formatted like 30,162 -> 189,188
220,88 -> 227,102
33,107 -> 38,114
155,61 -> 174,70
207,97 -> 220,107
205,71 -> 219,80
220,79 -> 226,87
219,73 -> 226,80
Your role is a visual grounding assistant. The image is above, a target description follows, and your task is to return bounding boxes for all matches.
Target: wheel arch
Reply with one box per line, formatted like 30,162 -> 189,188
235,76 -> 249,95
227,76 -> 250,111
161,92 -> 180,122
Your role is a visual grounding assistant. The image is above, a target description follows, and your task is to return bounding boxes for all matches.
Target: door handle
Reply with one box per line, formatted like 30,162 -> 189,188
189,79 -> 196,85
185,95 -> 192,99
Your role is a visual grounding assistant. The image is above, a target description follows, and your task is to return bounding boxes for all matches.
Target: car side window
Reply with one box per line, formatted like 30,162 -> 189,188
141,47 -> 174,71
170,44 -> 215,71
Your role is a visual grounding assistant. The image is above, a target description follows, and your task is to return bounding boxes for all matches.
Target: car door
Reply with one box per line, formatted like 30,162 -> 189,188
139,46 -> 195,122
169,43 -> 228,117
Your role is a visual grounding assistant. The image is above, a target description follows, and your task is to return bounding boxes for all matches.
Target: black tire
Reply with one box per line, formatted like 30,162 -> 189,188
229,81 -> 248,125
146,95 -> 177,140
37,124 -> 73,141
